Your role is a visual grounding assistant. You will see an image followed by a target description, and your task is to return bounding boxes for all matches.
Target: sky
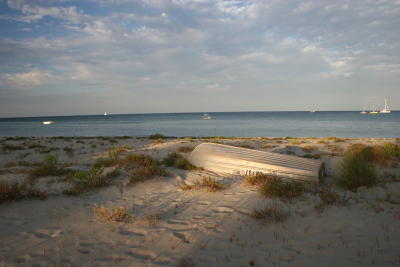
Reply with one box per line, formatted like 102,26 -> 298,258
0,0 -> 399,117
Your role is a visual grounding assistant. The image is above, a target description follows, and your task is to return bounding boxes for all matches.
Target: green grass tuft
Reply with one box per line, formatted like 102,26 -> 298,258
250,203 -> 289,224
163,152 -> 199,170
335,148 -> 380,191
29,155 -> 68,179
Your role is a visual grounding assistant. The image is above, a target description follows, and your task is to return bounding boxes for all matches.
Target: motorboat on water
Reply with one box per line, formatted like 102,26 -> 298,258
42,121 -> 55,125
202,113 -> 212,120
104,112 -> 108,116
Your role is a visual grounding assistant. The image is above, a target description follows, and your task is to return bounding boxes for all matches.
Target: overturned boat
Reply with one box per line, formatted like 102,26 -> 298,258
188,143 -> 325,183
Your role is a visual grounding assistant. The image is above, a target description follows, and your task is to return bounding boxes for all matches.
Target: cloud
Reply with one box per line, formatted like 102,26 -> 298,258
1,0 -> 400,116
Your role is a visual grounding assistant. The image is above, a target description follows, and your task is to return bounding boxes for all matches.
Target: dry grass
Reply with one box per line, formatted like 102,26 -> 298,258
64,167 -> 121,195
0,181 -> 47,203
250,203 -> 289,224
177,146 -> 195,153
255,175 -> 305,200
93,205 -> 133,223
244,173 -> 275,186
180,177 -> 227,192
303,145 -> 317,152
336,146 -> 380,191
163,152 -> 199,170
29,155 -> 69,179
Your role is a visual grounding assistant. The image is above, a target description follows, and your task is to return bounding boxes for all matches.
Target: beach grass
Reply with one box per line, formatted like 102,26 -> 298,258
93,205 -> 133,223
180,177 -> 227,192
336,146 -> 380,191
163,152 -> 199,170
250,202 -> 289,224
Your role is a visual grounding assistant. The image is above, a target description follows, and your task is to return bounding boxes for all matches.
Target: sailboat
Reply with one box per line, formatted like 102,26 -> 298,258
369,104 -> 378,114
380,99 -> 391,113
104,112 -> 108,116
360,108 -> 367,114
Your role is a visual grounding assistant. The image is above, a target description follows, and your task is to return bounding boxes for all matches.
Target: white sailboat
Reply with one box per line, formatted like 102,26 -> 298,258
369,104 -> 378,114
380,99 -> 391,113
104,112 -> 108,116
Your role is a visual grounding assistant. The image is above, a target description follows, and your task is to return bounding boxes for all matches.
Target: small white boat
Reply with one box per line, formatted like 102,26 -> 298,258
42,121 -> 55,125
360,108 -> 367,114
380,99 -> 391,113
202,114 -> 212,120
104,112 -> 108,116
309,109 -> 316,113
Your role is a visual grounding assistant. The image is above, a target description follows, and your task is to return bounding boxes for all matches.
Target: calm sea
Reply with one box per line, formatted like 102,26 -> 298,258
0,111 -> 399,138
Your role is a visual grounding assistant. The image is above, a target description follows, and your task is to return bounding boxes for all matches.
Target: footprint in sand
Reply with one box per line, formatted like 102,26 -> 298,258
196,201 -> 211,206
118,228 -> 148,237
95,254 -> 127,262
167,219 -> 190,226
212,206 -> 235,213
125,249 -> 157,260
172,231 -> 191,243
32,228 -> 62,239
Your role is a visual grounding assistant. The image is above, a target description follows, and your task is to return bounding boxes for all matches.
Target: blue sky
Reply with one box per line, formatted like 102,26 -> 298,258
0,0 -> 399,117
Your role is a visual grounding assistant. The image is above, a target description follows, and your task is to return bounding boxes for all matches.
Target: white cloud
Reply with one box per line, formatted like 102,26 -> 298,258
1,69 -> 56,87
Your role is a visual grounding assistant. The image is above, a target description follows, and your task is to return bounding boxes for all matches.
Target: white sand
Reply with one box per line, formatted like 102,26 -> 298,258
1,137 -> 400,266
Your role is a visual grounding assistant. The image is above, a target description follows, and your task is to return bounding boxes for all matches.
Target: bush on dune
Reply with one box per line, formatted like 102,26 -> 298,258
335,147 -> 380,191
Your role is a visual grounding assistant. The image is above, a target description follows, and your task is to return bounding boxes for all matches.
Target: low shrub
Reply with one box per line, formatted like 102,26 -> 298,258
244,173 -> 275,186
180,177 -> 227,192
148,133 -> 166,140
259,176 -> 305,200
250,203 -> 289,224
163,152 -> 199,170
382,142 -> 400,158
64,167 -> 121,195
177,146 -> 195,153
335,149 -> 379,191
124,154 -> 167,185
29,155 -> 68,179
93,205 -> 133,223
0,181 -> 47,203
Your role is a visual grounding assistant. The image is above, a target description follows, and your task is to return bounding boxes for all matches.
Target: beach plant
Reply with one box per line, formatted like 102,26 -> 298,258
177,146 -> 195,153
244,173 -> 276,186
180,177 -> 227,192
250,202 -> 289,224
0,181 -> 47,203
93,205 -> 133,223
29,154 -> 68,179
124,154 -> 167,185
163,152 -> 199,170
148,133 -> 166,140
335,148 -> 379,191
64,167 -> 121,195
63,146 -> 74,157
258,175 -> 305,200
382,142 -> 400,158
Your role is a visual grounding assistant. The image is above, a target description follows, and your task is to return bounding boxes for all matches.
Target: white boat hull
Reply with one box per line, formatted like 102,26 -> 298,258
188,143 -> 325,183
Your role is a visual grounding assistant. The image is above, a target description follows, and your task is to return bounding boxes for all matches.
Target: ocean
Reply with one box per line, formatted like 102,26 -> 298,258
0,111 -> 399,138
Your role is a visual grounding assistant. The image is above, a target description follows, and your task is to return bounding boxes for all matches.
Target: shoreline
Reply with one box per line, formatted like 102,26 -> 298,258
1,136 -> 399,266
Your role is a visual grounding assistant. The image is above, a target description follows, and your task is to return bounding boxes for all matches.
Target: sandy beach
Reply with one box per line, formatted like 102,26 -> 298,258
1,136 -> 400,266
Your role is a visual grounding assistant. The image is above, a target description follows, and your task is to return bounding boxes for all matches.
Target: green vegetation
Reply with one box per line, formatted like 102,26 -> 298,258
63,146 -> 74,157
125,154 -> 166,185
163,152 -> 199,170
1,144 -> 25,151
64,166 -> 121,195
0,181 -> 47,204
148,133 -> 167,140
382,142 -> 400,158
335,146 -> 380,191
93,205 -> 133,223
245,173 -> 305,200
250,203 -> 289,224
180,177 -> 227,192
177,146 -> 195,153
259,176 -> 305,200
29,155 -> 68,179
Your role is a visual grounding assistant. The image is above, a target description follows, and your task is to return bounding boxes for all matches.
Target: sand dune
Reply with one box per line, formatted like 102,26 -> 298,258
1,136 -> 399,266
